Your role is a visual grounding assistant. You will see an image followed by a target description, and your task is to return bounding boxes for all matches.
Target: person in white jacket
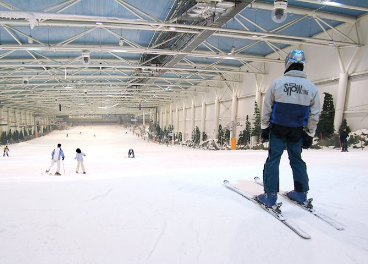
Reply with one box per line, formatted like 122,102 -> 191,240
46,143 -> 65,175
255,49 -> 321,209
75,148 -> 86,174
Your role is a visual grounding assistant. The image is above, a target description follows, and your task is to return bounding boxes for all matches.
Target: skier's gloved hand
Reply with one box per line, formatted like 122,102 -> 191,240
302,131 -> 313,149
261,127 -> 270,142
62,157 -> 65,160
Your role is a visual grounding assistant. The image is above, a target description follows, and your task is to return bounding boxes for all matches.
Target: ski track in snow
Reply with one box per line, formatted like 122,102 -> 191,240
87,188 -> 113,202
145,221 -> 167,261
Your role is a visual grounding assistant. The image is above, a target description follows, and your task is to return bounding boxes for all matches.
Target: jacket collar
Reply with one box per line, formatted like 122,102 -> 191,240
284,70 -> 307,78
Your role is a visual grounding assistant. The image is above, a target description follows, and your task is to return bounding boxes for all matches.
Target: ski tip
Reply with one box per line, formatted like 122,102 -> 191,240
223,180 -> 229,184
254,176 -> 260,180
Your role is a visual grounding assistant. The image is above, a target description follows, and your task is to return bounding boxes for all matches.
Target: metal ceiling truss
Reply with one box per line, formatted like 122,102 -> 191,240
0,0 -> 365,117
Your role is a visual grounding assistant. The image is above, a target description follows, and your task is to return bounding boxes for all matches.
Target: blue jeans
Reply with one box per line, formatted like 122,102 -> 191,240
263,132 -> 309,193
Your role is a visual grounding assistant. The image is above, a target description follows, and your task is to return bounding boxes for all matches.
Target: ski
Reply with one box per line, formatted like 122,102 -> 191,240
254,176 -> 345,231
223,180 -> 311,239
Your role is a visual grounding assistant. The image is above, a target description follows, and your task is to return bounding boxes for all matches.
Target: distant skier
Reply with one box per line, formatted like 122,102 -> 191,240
46,143 -> 65,175
340,128 -> 349,152
3,145 -> 10,157
128,149 -> 135,158
75,148 -> 86,174
256,49 -> 321,208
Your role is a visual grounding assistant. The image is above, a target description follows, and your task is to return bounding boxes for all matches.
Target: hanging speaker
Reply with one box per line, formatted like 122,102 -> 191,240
139,103 -> 141,110
59,104 -> 62,111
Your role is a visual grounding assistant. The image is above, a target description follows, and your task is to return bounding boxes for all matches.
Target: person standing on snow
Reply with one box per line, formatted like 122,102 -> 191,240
340,128 -> 349,152
46,143 -> 65,175
128,149 -> 135,158
75,148 -> 86,174
255,49 -> 321,209
3,145 -> 10,157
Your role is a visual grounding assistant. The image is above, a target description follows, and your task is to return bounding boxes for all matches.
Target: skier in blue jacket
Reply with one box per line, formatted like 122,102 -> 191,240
46,143 -> 65,175
255,49 -> 321,209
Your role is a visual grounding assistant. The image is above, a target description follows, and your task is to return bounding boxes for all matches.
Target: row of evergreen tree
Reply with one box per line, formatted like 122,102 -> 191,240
0,127 -> 50,145
145,92 -> 355,149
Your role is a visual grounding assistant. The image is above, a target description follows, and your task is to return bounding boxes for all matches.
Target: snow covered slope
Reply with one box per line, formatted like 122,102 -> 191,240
0,126 -> 367,264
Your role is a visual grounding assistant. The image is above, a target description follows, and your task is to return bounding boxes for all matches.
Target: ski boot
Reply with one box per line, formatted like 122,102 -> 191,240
55,172 -> 61,176
255,192 -> 277,207
255,193 -> 282,213
286,191 -> 313,209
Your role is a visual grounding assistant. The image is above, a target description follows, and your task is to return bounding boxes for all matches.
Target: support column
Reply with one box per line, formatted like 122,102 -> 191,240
175,106 -> 179,132
143,111 -> 145,127
334,73 -> 348,132
8,108 -> 14,134
27,112 -> 32,135
214,96 -> 220,139
231,91 -> 238,150
191,99 -> 195,135
21,111 -> 26,134
201,100 -> 206,142
255,90 -> 262,111
14,110 -> 19,132
152,109 -> 157,125
34,115 -> 38,138
169,105 -> 173,127
0,107 -> 5,134
182,103 -> 186,141
159,109 -> 162,128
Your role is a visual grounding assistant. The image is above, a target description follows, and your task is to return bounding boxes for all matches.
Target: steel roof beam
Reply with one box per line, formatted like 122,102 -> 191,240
0,73 -> 239,83
293,0 -> 368,12
0,12 -> 361,47
251,2 -> 357,23
0,62 -> 259,75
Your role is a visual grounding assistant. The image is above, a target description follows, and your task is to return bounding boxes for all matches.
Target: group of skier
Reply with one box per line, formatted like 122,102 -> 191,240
45,143 -> 87,176
45,143 -> 135,175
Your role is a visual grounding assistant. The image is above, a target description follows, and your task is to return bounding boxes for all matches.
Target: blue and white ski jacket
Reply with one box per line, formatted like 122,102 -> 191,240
51,147 -> 65,161
261,70 -> 321,137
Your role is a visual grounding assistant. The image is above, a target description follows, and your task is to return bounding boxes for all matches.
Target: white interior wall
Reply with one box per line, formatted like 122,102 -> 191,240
158,14 -> 368,140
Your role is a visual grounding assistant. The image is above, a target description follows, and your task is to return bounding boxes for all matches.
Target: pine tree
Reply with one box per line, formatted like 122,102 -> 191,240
251,101 -> 261,137
7,130 -> 12,142
191,126 -> 201,144
225,128 -> 230,144
238,131 -> 244,145
244,115 -> 252,144
12,130 -> 19,141
1,132 -> 7,144
178,132 -> 182,142
316,92 -> 335,138
217,124 -> 224,146
202,131 -> 207,141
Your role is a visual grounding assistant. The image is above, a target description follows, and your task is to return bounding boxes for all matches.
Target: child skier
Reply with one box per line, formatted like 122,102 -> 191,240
75,148 -> 86,174
3,145 -> 10,157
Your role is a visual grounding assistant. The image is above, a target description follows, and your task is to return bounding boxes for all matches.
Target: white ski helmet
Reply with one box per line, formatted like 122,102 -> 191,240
285,49 -> 305,70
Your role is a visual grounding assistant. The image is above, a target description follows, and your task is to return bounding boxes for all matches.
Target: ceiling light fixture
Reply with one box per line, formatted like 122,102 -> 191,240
228,46 -> 235,55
